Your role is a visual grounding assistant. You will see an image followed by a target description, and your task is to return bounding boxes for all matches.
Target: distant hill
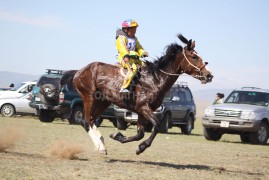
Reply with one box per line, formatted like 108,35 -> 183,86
0,71 -> 39,87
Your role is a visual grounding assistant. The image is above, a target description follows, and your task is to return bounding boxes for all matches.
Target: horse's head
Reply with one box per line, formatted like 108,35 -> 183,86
178,34 -> 213,84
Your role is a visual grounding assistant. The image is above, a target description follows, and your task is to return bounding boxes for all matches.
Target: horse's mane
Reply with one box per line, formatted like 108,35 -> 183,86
145,43 -> 183,75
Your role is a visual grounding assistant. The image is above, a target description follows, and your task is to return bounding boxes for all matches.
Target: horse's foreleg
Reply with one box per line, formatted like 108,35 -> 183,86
110,115 -> 146,143
136,109 -> 160,155
110,125 -> 145,143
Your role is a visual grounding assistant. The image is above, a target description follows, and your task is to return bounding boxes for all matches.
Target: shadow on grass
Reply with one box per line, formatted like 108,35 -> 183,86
107,158 -> 210,170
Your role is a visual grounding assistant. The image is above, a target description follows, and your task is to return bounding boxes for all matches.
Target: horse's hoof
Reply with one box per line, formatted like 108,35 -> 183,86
109,132 -> 122,140
136,148 -> 142,155
99,149 -> 107,155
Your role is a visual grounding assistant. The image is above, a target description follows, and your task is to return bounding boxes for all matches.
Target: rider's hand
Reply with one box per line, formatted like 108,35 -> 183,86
142,52 -> 149,58
123,56 -> 129,63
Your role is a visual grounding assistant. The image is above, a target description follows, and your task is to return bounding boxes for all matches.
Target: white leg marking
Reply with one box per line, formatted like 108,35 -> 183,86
88,124 -> 107,154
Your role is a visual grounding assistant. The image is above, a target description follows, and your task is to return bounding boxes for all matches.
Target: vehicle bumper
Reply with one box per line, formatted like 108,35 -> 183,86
29,102 -> 61,111
202,116 -> 261,132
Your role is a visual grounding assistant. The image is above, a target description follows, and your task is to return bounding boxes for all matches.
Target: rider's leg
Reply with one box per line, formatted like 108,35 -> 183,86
120,59 -> 137,91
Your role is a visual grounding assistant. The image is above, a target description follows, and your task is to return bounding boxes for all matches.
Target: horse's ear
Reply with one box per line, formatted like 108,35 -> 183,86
187,39 -> 192,50
191,41 -> 195,49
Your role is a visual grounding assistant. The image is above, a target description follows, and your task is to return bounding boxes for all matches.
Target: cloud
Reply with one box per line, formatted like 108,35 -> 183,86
0,10 -> 65,28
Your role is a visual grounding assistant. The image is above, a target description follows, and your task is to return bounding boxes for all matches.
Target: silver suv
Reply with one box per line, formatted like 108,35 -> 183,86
202,87 -> 269,144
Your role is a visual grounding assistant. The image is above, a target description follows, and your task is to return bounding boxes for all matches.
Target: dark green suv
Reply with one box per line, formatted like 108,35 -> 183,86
29,69 -> 115,125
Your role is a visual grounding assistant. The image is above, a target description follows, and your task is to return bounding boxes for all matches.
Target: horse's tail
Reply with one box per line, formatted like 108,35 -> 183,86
60,70 -> 78,91
39,70 -> 78,105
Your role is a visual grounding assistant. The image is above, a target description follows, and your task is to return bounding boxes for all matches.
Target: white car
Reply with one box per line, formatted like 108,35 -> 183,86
0,93 -> 36,117
0,81 -> 36,99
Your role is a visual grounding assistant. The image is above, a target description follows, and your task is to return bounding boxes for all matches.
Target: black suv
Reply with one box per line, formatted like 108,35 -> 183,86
114,82 -> 196,134
29,69 -> 115,125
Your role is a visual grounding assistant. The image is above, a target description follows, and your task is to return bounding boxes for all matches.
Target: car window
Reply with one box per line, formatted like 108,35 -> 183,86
10,83 -> 26,91
225,91 -> 269,106
171,88 -> 186,102
37,76 -> 61,87
182,88 -> 192,102
164,89 -> 171,100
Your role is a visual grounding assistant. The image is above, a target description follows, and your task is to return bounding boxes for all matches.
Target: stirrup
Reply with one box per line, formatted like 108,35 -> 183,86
119,88 -> 129,93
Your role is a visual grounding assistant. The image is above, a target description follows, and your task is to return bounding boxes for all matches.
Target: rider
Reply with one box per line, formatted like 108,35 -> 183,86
116,19 -> 149,93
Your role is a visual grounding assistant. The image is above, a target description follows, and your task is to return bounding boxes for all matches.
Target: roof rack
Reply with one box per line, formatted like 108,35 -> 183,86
46,69 -> 66,75
241,87 -> 261,89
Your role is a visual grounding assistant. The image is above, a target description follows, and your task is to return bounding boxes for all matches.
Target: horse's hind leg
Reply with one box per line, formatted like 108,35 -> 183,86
82,96 -> 107,155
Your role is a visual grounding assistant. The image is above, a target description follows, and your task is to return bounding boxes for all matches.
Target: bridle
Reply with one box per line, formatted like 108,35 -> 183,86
159,49 -> 207,78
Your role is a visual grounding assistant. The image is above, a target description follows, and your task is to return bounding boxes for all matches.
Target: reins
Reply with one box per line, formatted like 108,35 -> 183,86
153,49 -> 205,77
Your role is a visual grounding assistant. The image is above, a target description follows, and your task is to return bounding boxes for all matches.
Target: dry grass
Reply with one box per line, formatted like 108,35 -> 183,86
0,115 -> 268,179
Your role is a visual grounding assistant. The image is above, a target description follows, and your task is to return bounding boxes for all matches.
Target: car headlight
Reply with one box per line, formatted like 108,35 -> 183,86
204,108 -> 214,116
240,111 -> 257,120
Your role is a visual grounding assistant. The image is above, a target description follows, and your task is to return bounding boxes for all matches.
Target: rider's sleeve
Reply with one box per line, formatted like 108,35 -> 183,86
116,35 -> 129,59
135,37 -> 146,57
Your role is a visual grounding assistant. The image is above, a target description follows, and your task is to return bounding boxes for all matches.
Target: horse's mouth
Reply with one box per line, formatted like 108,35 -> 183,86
201,74 -> 213,84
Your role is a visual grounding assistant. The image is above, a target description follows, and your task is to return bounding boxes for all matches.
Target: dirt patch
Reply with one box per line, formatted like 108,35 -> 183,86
49,139 -> 85,159
0,126 -> 23,151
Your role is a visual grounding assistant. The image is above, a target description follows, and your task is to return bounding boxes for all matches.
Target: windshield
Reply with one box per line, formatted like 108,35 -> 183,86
225,91 -> 269,106
9,83 -> 26,91
37,76 -> 61,87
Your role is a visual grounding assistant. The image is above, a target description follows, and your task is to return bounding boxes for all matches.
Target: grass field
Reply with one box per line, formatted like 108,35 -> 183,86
0,115 -> 268,179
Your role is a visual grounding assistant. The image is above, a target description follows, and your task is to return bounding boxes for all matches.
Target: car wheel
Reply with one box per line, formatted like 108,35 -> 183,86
181,116 -> 193,135
69,106 -> 84,125
160,113 -> 170,133
203,127 -> 222,141
240,134 -> 250,143
1,104 -> 15,117
39,109 -> 55,122
249,122 -> 269,145
110,118 -> 117,127
117,118 -> 127,130
42,84 -> 57,98
95,117 -> 103,127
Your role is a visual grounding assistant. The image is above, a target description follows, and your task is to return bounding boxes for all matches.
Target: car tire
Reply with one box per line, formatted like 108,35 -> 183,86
1,104 -> 15,117
181,116 -> 193,135
40,84 -> 58,105
249,122 -> 269,145
117,118 -> 127,130
110,118 -> 117,128
39,109 -> 55,122
95,117 -> 103,127
203,127 -> 222,141
69,106 -> 84,125
160,113 -> 170,133
240,134 -> 250,143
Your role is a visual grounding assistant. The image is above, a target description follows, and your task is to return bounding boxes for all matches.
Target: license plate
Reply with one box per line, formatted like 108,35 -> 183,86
220,121 -> 229,128
35,97 -> 40,101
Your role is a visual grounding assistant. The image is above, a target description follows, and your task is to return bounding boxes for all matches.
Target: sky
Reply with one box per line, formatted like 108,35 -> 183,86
0,0 -> 269,91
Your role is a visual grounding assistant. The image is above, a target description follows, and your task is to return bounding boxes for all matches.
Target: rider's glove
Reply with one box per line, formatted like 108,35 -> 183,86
142,52 -> 149,58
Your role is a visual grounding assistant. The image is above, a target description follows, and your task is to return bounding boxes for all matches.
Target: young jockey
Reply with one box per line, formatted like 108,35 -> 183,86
116,19 -> 149,93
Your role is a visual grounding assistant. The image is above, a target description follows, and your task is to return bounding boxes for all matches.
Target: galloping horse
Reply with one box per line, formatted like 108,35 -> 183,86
60,34 -> 213,155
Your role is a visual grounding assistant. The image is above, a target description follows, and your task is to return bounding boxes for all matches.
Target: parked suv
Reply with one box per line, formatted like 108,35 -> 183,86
29,69 -> 115,125
202,87 -> 269,144
114,82 -> 196,134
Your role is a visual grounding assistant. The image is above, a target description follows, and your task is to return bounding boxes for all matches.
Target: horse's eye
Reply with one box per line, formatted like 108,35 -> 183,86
192,55 -> 198,61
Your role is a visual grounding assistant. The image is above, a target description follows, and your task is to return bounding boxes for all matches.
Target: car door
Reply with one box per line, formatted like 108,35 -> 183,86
15,94 -> 36,114
171,88 -> 187,120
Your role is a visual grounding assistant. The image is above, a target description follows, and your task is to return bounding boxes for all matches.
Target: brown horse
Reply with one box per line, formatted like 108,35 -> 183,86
60,34 -> 213,155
